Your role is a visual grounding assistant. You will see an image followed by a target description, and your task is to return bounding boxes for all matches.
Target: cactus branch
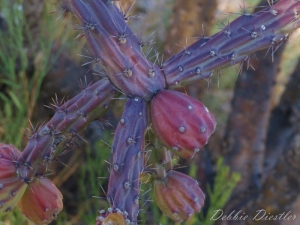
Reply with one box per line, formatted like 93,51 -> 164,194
162,0 -> 300,87
18,78 -> 118,179
98,97 -> 147,224
70,0 -> 166,101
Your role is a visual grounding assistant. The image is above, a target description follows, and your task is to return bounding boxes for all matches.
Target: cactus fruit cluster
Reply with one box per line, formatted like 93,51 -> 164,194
0,144 -> 63,225
1,0 -> 300,224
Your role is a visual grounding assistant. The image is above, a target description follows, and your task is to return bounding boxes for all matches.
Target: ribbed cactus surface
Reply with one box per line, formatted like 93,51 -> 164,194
18,78 -> 117,179
70,0 -> 166,101
103,97 -> 147,224
162,0 -> 300,87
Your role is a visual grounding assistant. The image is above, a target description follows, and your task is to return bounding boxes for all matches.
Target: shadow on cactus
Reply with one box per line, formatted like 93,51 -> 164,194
1,0 -> 300,224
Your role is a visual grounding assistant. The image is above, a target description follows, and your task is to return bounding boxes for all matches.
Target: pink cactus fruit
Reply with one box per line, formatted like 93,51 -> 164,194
0,143 -> 21,179
154,170 -> 205,222
18,177 -> 63,225
0,144 -> 28,214
150,90 -> 216,159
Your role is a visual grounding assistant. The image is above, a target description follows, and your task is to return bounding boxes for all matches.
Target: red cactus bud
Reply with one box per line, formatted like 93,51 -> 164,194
0,144 -> 27,214
0,144 -> 21,179
18,177 -> 63,225
150,90 -> 216,159
0,177 -> 28,214
153,170 -> 205,222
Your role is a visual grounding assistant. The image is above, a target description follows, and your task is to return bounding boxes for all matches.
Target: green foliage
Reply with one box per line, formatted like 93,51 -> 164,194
0,0 -> 58,148
0,209 -> 31,225
198,158 -> 241,225
0,0 -> 28,147
76,133 -> 112,224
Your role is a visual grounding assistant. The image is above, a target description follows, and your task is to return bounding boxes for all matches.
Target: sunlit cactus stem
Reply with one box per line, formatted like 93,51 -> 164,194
162,0 -> 300,87
69,0 -> 166,101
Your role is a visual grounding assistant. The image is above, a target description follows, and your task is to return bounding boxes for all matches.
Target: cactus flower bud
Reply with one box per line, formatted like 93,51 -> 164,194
18,177 -> 63,225
0,177 -> 28,214
0,144 -> 21,179
0,144 -> 28,214
150,90 -> 216,159
154,170 -> 205,222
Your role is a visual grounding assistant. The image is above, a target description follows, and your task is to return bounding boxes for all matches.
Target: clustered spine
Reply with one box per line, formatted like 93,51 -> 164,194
0,0 -> 300,224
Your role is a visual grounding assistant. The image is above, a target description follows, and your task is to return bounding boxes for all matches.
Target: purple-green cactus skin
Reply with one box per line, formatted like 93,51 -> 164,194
70,0 -> 166,101
162,0 -> 300,87
18,78 -> 117,179
103,97 -> 147,224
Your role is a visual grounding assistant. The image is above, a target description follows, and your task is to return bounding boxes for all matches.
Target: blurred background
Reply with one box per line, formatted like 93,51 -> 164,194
0,0 -> 300,224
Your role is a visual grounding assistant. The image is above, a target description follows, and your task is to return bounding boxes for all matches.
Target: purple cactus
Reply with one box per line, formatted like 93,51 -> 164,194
162,0 -> 299,87
1,0 -> 300,224
17,78 -> 117,179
